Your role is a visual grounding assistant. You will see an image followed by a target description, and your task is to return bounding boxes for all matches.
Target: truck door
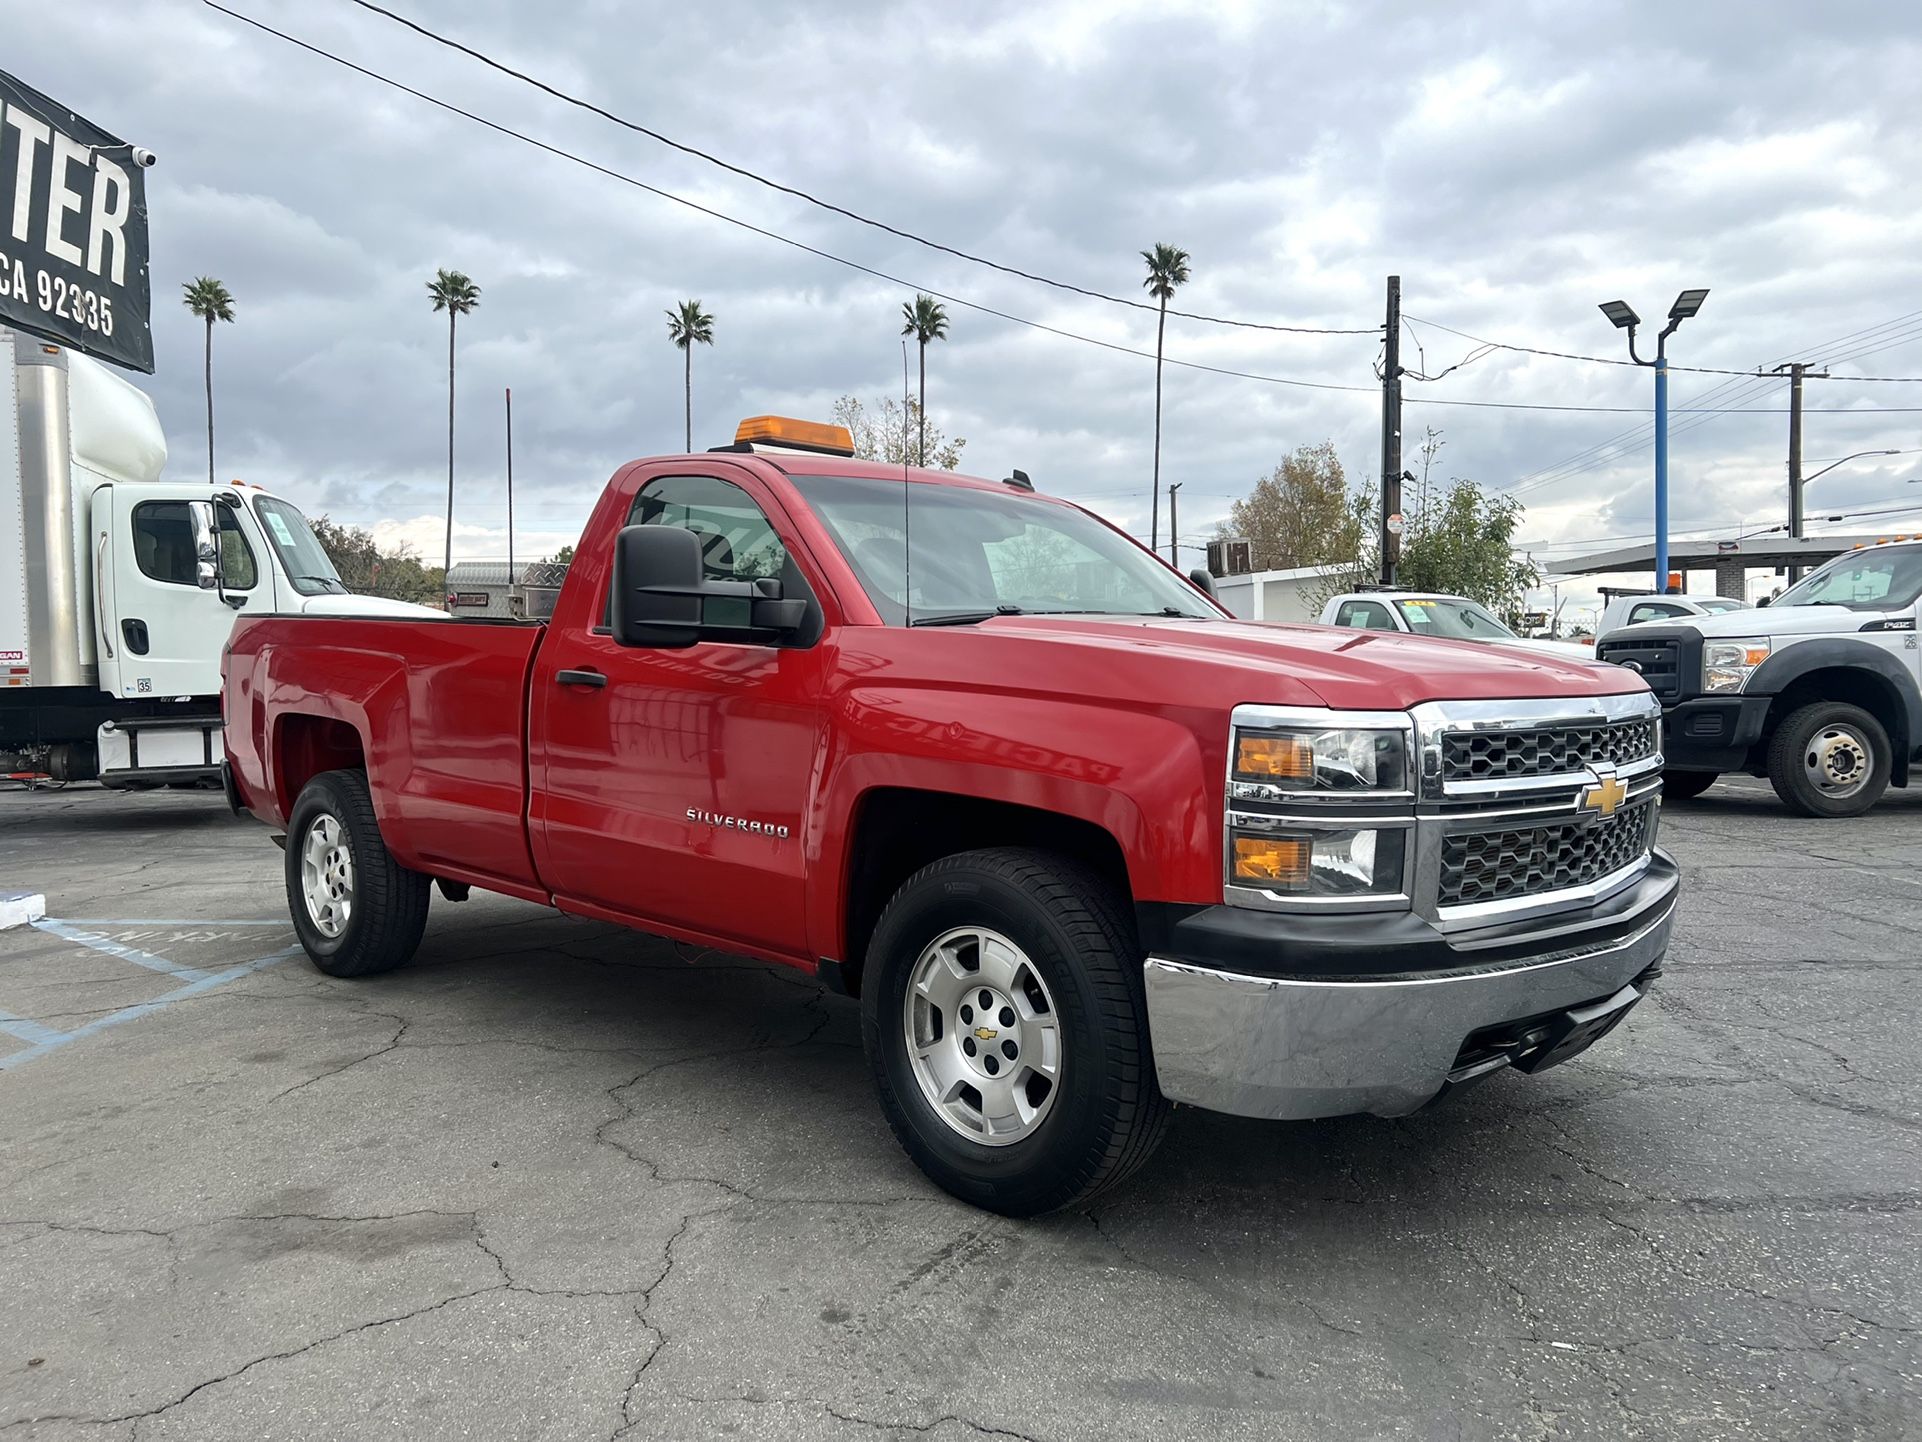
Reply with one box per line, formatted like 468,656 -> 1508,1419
528,466 -> 830,961
104,492 -> 260,699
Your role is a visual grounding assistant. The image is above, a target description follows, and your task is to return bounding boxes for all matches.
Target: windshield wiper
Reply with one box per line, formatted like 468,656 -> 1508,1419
910,605 -> 1025,627
294,575 -> 347,593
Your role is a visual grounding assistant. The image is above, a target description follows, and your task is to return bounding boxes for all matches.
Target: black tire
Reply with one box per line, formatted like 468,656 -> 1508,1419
1765,702 -> 1891,818
1661,769 -> 1718,801
285,769 -> 431,977
860,847 -> 1170,1216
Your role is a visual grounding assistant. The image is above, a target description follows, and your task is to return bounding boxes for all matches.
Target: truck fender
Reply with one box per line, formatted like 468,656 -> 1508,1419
1746,637 -> 1922,759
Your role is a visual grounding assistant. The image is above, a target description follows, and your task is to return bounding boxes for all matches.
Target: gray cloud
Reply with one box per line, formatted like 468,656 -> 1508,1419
11,0 -> 1920,602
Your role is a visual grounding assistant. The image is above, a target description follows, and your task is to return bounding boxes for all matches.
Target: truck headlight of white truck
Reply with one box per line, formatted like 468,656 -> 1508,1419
1702,638 -> 1771,694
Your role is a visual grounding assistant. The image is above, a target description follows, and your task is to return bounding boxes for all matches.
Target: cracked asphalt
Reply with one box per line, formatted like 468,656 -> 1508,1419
1,778 -> 1918,1441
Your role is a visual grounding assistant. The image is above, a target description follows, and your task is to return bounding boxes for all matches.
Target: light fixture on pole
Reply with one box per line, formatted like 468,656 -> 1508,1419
1599,288 -> 1710,593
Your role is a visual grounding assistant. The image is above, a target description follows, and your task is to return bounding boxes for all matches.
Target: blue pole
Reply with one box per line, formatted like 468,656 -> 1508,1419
1653,353 -> 1669,592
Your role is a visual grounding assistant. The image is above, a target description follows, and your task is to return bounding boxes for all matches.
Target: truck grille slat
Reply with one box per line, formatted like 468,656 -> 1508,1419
1439,799 -> 1656,907
1440,719 -> 1658,784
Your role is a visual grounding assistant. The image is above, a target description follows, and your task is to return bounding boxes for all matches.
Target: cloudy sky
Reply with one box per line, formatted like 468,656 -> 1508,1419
16,0 -> 1922,617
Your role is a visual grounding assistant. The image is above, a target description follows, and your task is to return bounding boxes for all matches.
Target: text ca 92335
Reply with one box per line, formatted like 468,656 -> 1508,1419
0,251 -> 113,336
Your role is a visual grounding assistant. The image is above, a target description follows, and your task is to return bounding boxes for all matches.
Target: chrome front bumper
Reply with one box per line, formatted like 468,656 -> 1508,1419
1143,874 -> 1677,1120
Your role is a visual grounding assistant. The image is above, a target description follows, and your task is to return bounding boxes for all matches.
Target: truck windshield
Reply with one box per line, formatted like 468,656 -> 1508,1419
790,474 -> 1218,625
1393,597 -> 1516,641
1774,546 -> 1922,612
253,496 -> 347,595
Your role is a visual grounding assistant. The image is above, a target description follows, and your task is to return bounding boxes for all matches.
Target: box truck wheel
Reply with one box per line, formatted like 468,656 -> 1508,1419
861,848 -> 1170,1216
285,769 -> 431,976
1766,702 -> 1890,818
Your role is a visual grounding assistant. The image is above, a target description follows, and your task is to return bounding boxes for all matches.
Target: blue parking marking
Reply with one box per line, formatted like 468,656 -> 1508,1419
0,922 -> 303,1072
31,920 -> 213,983
0,1008 -> 68,1047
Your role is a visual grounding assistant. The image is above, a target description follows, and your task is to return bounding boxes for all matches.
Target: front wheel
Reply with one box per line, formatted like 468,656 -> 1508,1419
285,769 -> 431,976
1661,769 -> 1718,801
861,848 -> 1170,1216
1766,702 -> 1891,818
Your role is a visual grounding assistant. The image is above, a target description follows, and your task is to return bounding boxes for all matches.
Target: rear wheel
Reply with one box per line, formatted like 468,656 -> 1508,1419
861,848 -> 1169,1216
1661,769 -> 1718,801
1766,702 -> 1891,818
285,769 -> 431,976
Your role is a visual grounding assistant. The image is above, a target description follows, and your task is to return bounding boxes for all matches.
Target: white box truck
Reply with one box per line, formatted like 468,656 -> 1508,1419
0,328 -> 437,787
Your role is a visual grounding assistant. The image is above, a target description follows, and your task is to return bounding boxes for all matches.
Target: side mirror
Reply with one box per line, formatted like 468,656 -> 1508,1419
1187,567 -> 1218,600
188,500 -> 219,590
610,525 -> 806,648
1757,595 -> 1771,608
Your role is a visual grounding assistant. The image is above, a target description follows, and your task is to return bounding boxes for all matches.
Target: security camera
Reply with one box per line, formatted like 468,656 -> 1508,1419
131,147 -> 158,168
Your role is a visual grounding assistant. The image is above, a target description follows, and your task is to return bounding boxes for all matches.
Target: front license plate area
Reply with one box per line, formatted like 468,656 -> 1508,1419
1511,983 -> 1643,1074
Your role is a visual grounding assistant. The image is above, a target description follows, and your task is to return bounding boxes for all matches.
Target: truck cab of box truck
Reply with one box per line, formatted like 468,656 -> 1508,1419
0,328 -> 435,785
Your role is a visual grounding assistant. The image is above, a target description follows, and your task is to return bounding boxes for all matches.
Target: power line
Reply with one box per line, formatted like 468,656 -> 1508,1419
339,0 -> 1379,339
1401,312 -> 1922,382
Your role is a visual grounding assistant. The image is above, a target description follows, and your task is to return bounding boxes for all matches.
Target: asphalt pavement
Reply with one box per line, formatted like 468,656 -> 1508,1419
1,777 -> 1917,1441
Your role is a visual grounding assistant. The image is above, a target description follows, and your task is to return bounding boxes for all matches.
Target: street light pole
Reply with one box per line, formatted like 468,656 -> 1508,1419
1599,289 -> 1709,594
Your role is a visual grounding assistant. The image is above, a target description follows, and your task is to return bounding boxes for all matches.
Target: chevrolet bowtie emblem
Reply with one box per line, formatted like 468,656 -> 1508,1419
974,1027 -> 998,1042
1581,772 -> 1628,818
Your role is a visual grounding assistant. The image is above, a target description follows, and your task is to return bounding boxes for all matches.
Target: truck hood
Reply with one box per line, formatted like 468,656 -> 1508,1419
295,592 -> 447,619
982,615 -> 1645,710
1626,605 -> 1891,640
1498,636 -> 1598,662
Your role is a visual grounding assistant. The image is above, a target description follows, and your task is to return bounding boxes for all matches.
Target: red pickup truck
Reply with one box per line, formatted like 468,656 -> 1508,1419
223,415 -> 1678,1215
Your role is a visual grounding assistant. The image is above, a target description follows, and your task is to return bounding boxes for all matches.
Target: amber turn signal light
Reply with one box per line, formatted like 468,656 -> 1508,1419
1235,734 -> 1313,782
1232,835 -> 1310,887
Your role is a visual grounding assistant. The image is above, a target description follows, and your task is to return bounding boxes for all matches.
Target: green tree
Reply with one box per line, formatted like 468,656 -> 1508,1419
666,299 -> 715,451
1141,242 -> 1191,555
1222,441 -> 1361,573
308,517 -> 445,605
543,544 -> 576,565
830,395 -> 966,470
427,268 -> 482,584
1310,474 -> 1538,618
181,277 -> 235,486
899,294 -> 950,466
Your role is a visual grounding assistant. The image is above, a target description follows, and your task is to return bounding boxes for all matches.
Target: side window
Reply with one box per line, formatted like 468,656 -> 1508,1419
613,473 -> 801,636
1626,603 -> 1677,625
132,501 -> 259,589
131,501 -> 197,586
1334,599 -> 1393,630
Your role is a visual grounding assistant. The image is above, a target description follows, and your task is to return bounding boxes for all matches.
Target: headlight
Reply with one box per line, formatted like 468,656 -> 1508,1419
1229,826 -> 1409,898
1233,725 -> 1410,794
1703,638 -> 1770,693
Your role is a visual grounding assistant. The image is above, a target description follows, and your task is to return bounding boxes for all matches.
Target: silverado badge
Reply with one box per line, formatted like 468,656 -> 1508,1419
1580,772 -> 1628,819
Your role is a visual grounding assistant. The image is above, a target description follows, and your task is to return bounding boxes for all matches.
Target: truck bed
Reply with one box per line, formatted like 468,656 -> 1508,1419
224,614 -> 548,899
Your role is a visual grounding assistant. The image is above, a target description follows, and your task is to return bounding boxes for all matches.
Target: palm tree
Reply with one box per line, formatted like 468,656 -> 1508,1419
666,300 -> 715,451
181,278 -> 235,486
427,268 -> 481,585
899,294 -> 949,466
1141,243 -> 1191,554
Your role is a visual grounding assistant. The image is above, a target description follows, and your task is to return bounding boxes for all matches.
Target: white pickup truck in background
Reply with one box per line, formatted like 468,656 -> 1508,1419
1597,593 -> 1751,634
1318,590 -> 1596,662
1597,540 -> 1922,816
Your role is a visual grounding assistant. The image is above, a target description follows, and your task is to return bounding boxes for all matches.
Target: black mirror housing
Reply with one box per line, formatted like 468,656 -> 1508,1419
1187,567 -> 1218,600
610,525 -> 704,647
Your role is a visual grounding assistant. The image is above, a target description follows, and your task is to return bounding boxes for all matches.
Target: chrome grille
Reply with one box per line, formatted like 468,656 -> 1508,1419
1439,799 -> 1655,907
1440,719 -> 1658,784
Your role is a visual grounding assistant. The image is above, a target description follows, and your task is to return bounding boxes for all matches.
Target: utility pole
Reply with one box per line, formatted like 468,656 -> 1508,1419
1379,275 -> 1403,586
1167,481 -> 1182,566
504,387 -> 516,607
1773,361 -> 1824,583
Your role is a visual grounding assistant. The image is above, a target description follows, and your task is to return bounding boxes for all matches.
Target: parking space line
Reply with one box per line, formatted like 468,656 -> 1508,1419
0,1008 -> 68,1047
0,944 -> 303,1071
56,919 -> 290,927
31,920 -> 214,983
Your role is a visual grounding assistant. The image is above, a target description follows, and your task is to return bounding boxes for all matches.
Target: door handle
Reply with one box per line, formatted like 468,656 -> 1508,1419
555,668 -> 607,688
121,618 -> 150,655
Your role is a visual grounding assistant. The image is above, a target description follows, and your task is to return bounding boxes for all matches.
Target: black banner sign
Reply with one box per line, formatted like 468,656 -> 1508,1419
0,71 -> 152,372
